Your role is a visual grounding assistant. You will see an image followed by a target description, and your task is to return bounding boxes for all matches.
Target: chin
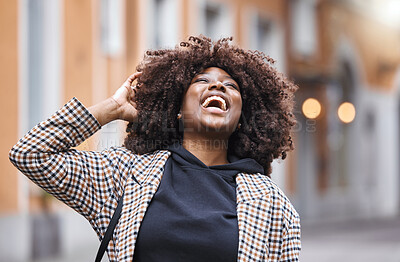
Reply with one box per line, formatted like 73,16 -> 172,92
200,121 -> 235,136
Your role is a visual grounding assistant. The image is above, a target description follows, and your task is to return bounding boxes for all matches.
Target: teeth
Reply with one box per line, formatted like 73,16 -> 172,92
201,96 -> 227,111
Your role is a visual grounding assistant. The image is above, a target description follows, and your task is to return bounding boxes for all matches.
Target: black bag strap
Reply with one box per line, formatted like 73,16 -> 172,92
95,193 -> 124,262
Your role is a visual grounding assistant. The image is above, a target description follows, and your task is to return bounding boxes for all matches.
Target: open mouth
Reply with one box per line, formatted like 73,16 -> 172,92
201,95 -> 228,111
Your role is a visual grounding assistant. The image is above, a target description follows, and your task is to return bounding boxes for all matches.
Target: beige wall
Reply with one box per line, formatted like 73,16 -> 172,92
0,0 -> 19,213
64,0 -> 94,106
126,0 -> 141,74
64,0 -> 100,153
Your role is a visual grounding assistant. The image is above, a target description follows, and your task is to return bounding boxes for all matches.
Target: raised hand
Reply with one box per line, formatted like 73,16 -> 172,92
88,72 -> 142,126
111,72 -> 142,122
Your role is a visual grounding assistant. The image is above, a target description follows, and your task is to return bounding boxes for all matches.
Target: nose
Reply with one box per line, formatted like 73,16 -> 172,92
208,81 -> 225,92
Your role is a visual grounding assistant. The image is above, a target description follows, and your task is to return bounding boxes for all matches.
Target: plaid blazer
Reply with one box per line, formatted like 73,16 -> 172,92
9,98 -> 301,262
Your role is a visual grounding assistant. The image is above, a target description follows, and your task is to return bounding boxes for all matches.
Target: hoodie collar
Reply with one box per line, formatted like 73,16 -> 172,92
166,141 -> 264,175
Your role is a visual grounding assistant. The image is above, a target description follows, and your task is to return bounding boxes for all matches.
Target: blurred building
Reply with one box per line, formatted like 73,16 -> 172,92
1,0 -> 399,261
290,0 -> 400,221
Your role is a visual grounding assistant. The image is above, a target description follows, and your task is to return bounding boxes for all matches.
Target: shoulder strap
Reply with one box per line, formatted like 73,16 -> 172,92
95,193 -> 124,262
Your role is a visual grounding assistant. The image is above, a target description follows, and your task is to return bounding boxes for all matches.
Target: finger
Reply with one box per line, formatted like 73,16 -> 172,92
130,88 -> 136,100
127,72 -> 142,83
123,72 -> 143,88
127,83 -> 139,99
125,84 -> 136,98
124,85 -> 133,95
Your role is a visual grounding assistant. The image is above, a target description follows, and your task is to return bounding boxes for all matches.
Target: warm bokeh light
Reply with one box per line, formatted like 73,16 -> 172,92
302,98 -> 322,119
338,102 -> 356,123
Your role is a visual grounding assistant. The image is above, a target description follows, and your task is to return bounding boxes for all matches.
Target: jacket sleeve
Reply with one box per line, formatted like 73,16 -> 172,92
9,97 -> 135,221
279,214 -> 301,261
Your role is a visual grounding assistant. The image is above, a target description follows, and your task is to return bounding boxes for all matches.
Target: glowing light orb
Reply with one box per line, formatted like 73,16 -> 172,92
302,98 -> 321,119
338,102 -> 356,123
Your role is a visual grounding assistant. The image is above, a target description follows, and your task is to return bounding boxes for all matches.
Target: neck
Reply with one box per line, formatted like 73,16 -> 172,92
182,133 -> 229,166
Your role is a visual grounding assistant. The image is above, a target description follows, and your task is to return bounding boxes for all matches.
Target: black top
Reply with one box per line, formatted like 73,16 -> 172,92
132,142 -> 264,262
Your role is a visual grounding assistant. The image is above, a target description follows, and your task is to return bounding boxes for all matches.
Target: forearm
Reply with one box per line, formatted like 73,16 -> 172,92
88,97 -> 121,126
8,97 -> 124,219
9,97 -> 101,170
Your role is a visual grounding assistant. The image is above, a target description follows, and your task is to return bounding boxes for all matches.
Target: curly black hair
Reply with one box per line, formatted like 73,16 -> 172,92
124,35 -> 298,176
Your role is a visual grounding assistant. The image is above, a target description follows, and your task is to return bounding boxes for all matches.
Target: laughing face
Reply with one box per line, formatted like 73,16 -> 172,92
181,67 -> 242,139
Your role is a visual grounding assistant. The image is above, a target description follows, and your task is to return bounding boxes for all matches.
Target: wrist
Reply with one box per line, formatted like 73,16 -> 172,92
103,97 -> 123,124
88,98 -> 121,126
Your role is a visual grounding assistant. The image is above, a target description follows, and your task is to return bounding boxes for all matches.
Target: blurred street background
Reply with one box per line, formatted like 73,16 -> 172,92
1,0 -> 400,261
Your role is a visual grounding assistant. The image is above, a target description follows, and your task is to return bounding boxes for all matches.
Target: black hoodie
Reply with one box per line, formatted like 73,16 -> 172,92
133,142 -> 264,262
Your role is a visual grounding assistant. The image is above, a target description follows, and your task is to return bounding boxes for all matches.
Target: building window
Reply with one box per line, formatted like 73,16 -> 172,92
147,0 -> 178,49
198,0 -> 232,40
27,0 -> 61,130
27,0 -> 44,129
290,0 -> 318,57
100,0 -> 123,56
205,3 -> 221,39
256,18 -> 272,53
248,12 -> 286,72
154,0 -> 164,47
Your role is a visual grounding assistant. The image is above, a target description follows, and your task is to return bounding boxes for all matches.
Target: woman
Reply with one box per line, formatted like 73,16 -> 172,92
9,35 -> 300,261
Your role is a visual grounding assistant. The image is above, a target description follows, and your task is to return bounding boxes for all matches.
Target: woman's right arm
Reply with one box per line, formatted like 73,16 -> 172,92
8,72 -> 141,221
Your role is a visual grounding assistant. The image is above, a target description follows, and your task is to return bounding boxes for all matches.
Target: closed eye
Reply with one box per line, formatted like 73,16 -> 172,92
195,78 -> 209,83
225,82 -> 239,90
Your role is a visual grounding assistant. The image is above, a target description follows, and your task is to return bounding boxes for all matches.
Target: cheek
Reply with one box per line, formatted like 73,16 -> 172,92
181,85 -> 200,108
182,96 -> 197,113
181,91 -> 201,118
234,108 -> 242,123
181,91 -> 193,109
234,97 -> 243,117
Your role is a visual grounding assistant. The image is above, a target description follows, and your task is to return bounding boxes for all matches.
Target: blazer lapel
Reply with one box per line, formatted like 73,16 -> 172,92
236,173 -> 272,262
116,150 -> 171,261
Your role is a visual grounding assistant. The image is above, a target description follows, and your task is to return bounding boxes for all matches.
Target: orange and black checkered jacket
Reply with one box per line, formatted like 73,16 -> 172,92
9,97 -> 301,261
